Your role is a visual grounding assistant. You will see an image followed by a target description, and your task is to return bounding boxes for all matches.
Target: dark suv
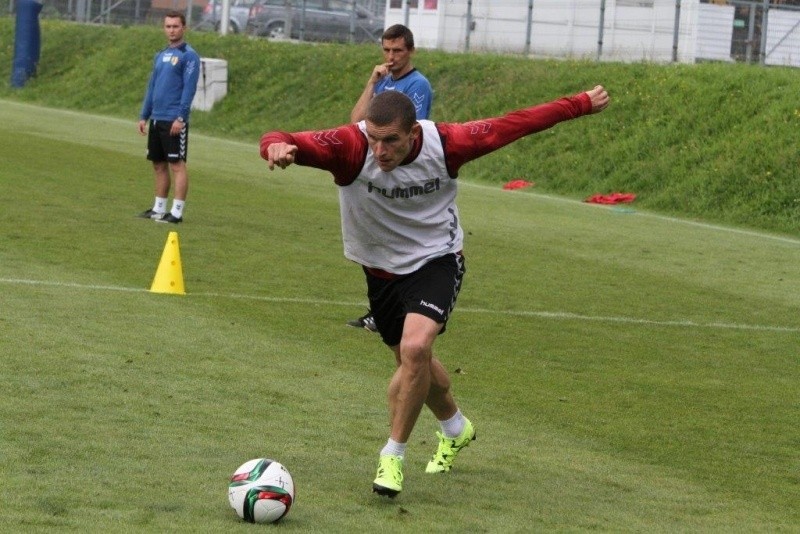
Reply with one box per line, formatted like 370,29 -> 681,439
247,0 -> 384,43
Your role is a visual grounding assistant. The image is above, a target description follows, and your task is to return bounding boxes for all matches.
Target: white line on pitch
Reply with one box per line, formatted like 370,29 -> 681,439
1,278 -> 147,293
2,278 -> 797,334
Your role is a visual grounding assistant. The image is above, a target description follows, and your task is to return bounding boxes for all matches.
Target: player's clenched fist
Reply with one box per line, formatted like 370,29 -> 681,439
586,85 -> 610,113
266,142 -> 299,170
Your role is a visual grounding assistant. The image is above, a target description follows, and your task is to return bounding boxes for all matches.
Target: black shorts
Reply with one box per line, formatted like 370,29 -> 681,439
364,253 -> 466,347
146,119 -> 188,163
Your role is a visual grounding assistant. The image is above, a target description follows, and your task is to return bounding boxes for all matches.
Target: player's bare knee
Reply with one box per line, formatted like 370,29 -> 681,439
399,339 -> 432,365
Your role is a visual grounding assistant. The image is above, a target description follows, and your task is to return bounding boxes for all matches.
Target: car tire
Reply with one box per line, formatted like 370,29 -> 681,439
214,21 -> 239,34
266,21 -> 287,40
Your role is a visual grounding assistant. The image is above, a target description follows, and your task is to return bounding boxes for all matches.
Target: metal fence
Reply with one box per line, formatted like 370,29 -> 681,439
730,0 -> 800,63
7,0 -> 386,29
6,0 -> 800,65
387,0 -> 800,65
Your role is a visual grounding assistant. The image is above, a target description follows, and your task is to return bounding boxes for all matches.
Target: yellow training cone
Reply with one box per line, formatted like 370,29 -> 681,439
150,231 -> 186,295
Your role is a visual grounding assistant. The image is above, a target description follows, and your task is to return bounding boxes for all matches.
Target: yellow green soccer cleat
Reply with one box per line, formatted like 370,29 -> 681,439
425,418 -> 476,474
372,455 -> 404,497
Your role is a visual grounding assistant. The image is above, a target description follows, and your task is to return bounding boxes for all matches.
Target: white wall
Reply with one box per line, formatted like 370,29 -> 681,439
692,3 -> 735,62
385,0 -> 735,64
765,8 -> 800,66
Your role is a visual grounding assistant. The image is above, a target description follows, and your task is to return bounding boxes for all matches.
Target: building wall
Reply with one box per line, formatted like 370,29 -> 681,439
385,0 -> 737,64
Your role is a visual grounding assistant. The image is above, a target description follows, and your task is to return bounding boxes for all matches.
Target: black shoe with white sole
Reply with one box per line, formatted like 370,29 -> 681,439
156,213 -> 182,224
347,310 -> 377,332
138,209 -> 165,220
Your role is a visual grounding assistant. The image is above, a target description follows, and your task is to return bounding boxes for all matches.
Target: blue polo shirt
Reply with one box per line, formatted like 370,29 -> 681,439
374,68 -> 433,120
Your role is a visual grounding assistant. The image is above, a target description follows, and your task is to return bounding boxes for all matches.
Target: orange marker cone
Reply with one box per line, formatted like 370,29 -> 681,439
150,231 -> 186,295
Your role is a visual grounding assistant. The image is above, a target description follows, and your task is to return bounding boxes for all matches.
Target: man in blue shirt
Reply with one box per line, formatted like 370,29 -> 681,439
138,11 -> 200,224
348,24 -> 434,332
351,24 -> 433,123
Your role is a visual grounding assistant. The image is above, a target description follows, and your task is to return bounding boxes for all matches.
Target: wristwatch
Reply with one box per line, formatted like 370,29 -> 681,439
176,116 -> 184,123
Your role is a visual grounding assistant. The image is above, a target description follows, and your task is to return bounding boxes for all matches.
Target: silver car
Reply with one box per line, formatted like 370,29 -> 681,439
247,0 -> 384,43
196,0 -> 255,34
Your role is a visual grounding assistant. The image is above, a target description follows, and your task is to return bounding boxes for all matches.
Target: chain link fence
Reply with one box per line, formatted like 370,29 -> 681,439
387,0 -> 800,65
729,0 -> 800,63
6,0 -> 386,29
6,0 -> 800,65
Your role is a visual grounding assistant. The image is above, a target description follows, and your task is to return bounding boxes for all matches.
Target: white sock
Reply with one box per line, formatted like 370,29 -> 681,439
380,439 -> 406,458
153,197 -> 167,214
170,199 -> 185,219
440,409 -> 466,439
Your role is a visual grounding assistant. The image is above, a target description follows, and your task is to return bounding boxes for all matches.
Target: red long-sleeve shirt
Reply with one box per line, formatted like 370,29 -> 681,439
259,92 -> 594,273
259,92 -> 593,185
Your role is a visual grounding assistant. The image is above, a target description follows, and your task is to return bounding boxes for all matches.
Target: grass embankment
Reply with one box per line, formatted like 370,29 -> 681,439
0,18 -> 798,234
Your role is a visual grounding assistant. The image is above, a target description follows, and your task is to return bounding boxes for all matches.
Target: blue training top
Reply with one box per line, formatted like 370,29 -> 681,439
374,68 -> 433,120
139,42 -> 200,123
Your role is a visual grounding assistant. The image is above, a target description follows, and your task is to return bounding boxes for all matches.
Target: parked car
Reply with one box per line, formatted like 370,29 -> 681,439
196,0 -> 254,34
246,0 -> 384,43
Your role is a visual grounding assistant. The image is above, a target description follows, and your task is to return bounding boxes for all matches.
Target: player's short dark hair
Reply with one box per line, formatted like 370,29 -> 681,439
382,24 -> 414,49
366,91 -> 417,132
165,10 -> 186,26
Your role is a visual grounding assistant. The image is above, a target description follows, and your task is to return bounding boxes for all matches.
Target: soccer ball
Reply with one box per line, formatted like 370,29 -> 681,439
228,458 -> 295,524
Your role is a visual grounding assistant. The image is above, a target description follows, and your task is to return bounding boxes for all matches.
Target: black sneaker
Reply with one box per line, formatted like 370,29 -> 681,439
347,310 -> 377,332
156,213 -> 182,224
138,209 -> 165,220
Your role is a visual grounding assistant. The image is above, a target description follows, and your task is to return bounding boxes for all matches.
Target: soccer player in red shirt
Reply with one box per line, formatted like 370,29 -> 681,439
261,86 -> 610,497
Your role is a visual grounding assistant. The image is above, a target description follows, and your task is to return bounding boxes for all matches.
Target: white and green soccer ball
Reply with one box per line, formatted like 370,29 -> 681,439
228,458 -> 295,524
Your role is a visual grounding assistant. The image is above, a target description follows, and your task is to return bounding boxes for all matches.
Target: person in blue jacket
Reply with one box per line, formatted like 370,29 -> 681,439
348,24 -> 434,332
137,11 -> 200,224
351,24 -> 432,124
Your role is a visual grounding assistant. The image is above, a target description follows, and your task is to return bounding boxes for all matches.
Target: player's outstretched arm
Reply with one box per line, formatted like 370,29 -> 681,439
586,85 -> 610,113
265,142 -> 299,170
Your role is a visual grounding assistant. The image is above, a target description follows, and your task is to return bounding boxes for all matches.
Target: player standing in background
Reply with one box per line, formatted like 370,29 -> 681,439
347,23 -> 433,332
137,11 -> 200,224
261,86 -> 610,497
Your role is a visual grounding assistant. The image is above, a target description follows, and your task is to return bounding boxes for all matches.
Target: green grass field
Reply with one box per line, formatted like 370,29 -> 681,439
1,99 -> 798,532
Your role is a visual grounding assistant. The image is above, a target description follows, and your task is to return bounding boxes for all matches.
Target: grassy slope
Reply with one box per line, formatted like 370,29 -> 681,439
0,17 -> 798,235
